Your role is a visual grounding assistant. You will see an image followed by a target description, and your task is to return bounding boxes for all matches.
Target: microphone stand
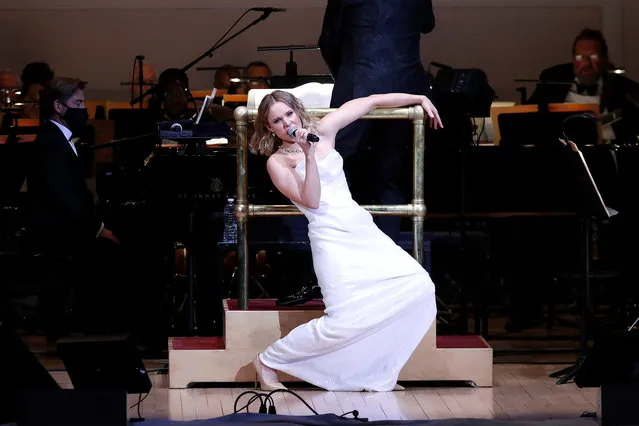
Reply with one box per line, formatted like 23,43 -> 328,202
130,10 -> 274,107
136,55 -> 145,109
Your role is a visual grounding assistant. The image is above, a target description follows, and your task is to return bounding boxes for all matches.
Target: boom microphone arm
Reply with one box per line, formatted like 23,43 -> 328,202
130,9 -> 276,106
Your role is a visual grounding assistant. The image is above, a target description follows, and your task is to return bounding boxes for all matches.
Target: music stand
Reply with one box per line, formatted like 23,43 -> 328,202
430,65 -> 495,333
549,140 -> 617,385
492,103 -> 602,147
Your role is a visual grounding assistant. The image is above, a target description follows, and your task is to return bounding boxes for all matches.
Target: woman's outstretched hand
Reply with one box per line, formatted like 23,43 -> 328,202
421,96 -> 444,129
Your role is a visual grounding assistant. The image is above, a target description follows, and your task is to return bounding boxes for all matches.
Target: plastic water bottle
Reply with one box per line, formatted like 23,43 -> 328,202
223,198 -> 237,243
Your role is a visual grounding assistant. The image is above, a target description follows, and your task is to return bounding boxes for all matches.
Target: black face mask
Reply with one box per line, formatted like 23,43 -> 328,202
62,107 -> 89,135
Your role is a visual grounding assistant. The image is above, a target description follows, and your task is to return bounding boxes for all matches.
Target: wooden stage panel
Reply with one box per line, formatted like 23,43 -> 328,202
226,299 -> 325,311
168,335 -> 491,352
168,299 -> 493,389
44,364 -> 597,422
170,337 -> 224,350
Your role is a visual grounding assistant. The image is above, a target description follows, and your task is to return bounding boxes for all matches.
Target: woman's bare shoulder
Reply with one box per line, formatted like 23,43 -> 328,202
267,152 -> 296,171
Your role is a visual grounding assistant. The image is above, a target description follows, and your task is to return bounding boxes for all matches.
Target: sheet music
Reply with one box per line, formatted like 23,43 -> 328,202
195,88 -> 217,124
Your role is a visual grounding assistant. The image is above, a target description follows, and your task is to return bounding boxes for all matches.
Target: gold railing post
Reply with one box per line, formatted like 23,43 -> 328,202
234,106 -> 250,310
234,104 -> 427,310
411,106 -> 426,265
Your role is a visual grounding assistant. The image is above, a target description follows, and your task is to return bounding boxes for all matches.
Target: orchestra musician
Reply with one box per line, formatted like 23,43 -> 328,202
151,68 -> 196,122
17,62 -> 54,120
528,28 -> 639,143
27,77 -> 125,338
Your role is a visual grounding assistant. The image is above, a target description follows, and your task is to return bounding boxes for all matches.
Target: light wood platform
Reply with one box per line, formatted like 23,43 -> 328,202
48,364 -> 596,422
168,299 -> 493,389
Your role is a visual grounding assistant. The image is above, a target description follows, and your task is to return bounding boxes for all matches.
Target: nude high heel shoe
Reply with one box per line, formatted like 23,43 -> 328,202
253,355 -> 287,391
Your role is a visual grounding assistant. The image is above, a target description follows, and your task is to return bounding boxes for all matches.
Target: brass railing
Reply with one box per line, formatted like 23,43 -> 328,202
233,105 -> 427,310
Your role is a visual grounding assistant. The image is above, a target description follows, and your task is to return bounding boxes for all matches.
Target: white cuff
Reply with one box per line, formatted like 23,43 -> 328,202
96,222 -> 104,238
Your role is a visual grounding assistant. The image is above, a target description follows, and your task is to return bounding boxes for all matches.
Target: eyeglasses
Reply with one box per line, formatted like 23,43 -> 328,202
575,53 -> 600,62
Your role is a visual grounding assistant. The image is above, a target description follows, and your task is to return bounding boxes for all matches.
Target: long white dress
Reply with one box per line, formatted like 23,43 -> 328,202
259,148 -> 437,392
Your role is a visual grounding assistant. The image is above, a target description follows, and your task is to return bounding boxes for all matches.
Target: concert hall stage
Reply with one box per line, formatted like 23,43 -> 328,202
138,413 -> 596,426
19,337 -> 600,424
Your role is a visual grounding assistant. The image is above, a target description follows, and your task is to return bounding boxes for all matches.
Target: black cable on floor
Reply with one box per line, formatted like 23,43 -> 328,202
233,388 -> 366,421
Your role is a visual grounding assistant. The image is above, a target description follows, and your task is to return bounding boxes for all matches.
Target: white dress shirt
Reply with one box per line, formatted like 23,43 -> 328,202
564,79 -> 615,140
50,119 -> 78,155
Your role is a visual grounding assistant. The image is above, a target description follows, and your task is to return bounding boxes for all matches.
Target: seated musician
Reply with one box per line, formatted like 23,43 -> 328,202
17,62 -> 55,120
241,61 -> 271,93
27,77 -> 128,337
214,64 -> 242,93
151,68 -> 196,122
207,65 -> 243,122
29,78 -> 117,249
527,28 -> 639,143
201,61 -> 270,125
28,78 -> 168,351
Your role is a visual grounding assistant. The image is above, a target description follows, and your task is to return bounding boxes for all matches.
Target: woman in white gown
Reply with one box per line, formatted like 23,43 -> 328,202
250,90 -> 442,392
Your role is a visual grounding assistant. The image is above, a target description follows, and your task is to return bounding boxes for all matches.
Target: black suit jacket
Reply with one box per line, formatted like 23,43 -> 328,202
527,63 -> 639,142
319,0 -> 435,108
28,120 -> 102,251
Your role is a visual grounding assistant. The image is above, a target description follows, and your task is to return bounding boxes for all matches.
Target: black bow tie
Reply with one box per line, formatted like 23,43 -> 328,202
577,83 -> 598,96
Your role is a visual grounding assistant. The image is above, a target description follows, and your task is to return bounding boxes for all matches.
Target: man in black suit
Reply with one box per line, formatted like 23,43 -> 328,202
28,77 -> 123,336
319,0 -> 435,242
528,28 -> 639,143
273,0 -> 435,307
29,78 -> 118,251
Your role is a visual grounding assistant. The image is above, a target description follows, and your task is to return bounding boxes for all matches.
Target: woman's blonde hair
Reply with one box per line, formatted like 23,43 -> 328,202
250,90 -> 319,156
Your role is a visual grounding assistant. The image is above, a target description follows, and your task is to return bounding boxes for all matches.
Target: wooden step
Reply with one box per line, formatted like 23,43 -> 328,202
168,299 -> 493,389
168,335 -> 490,352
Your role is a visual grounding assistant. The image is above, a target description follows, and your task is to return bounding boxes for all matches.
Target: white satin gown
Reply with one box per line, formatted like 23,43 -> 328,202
259,148 -> 437,391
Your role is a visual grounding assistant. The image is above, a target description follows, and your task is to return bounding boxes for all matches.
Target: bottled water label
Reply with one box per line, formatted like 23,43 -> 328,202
223,198 -> 238,243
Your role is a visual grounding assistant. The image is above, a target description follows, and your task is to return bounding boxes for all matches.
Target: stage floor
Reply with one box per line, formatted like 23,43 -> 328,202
15,309 -> 598,423
43,363 -> 596,422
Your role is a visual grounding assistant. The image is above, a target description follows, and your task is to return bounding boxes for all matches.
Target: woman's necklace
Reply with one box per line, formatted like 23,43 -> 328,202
279,146 -> 302,154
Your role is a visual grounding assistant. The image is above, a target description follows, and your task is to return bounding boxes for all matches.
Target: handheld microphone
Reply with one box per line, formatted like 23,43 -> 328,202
288,127 -> 320,143
252,7 -> 286,12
